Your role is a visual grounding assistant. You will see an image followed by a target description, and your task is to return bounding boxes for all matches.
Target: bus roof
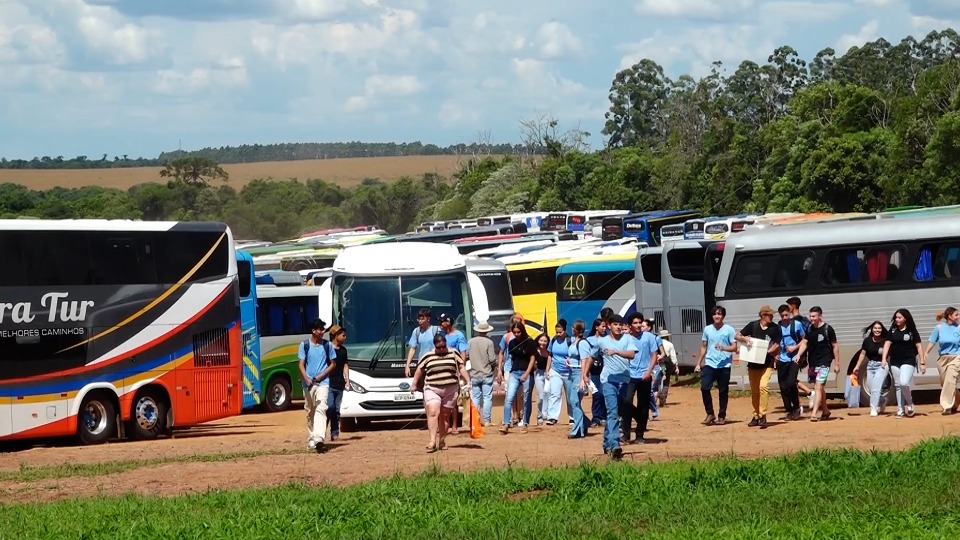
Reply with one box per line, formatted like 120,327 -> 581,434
0,219 -> 229,232
465,257 -> 508,272
334,242 -> 466,274
557,256 -> 635,273
730,213 -> 960,251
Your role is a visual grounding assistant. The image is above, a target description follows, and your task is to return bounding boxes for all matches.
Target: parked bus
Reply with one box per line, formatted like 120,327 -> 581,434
555,254 -> 638,327
542,212 -> 572,232
714,214 -> 959,393
661,240 -> 718,367
703,216 -> 759,240
0,220 -> 244,445
660,223 -> 685,243
603,210 -> 701,245
315,243 -> 489,429
633,246 -> 666,331
565,210 -> 630,234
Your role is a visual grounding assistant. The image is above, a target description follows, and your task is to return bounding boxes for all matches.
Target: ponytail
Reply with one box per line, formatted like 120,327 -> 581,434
938,307 -> 958,322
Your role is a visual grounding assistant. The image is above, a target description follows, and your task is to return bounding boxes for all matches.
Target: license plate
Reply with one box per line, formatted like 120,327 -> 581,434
393,393 -> 415,402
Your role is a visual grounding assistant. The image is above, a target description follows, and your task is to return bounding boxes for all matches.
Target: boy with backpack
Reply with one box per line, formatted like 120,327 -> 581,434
298,318 -> 337,452
777,304 -> 806,420
787,296 -> 816,409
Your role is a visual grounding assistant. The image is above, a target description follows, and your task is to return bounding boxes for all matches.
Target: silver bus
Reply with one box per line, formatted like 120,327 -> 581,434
714,214 -> 960,393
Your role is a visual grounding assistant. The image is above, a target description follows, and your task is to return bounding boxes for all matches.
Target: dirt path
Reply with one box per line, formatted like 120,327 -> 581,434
2,386 -> 958,504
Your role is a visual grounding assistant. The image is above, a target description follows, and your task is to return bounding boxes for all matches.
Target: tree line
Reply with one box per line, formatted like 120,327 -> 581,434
1,29 -> 958,238
0,141 -> 532,170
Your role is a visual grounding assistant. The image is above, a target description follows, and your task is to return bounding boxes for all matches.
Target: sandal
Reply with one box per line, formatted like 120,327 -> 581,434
438,438 -> 447,450
499,424 -> 509,434
426,442 -> 437,452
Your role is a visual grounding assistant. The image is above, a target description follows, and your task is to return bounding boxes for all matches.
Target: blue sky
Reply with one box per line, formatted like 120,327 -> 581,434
0,0 -> 956,159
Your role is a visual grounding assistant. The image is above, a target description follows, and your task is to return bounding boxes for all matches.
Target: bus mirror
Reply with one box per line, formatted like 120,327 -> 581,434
466,272 -> 490,325
317,277 -> 333,325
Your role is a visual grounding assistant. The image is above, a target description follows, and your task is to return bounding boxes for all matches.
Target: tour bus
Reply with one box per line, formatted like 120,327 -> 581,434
314,243 -> 489,429
237,250 -> 261,410
660,239 -> 722,367
714,213 -> 960,393
249,285 -> 323,412
703,216 -> 759,240
555,253 -> 638,328
543,212 -> 573,232
660,223 -> 685,243
465,257 -> 515,351
602,210 -> 702,245
633,246 -> 666,334
477,215 -> 512,227
565,210 -> 630,234
0,220 -> 245,445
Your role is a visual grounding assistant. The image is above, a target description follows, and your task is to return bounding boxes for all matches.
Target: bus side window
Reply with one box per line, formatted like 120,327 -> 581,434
237,260 -> 252,297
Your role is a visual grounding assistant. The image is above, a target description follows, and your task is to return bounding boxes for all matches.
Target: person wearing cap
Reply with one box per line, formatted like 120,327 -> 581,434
325,325 -> 350,441
297,318 -> 337,452
582,314 -> 637,459
735,305 -> 782,428
467,321 -> 497,425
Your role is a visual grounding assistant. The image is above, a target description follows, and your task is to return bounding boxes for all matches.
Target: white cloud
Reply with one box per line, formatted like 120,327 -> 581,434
0,22 -> 65,64
854,0 -> 892,5
635,0 -> 757,20
345,74 -> 424,111
619,24 -> 775,76
835,19 -> 880,53
537,21 -> 583,60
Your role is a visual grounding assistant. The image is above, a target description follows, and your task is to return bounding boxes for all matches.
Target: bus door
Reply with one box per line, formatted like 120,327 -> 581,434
237,251 -> 261,410
662,242 -> 709,367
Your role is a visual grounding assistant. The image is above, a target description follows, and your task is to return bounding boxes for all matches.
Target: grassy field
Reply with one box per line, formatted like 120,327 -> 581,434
0,155 -> 466,191
4,437 -> 960,539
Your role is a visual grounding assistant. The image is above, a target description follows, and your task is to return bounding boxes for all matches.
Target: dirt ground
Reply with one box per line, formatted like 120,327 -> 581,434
2,385 -> 957,504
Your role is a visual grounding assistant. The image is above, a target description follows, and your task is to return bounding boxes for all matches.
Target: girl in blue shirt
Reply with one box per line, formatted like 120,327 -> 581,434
926,307 -> 960,414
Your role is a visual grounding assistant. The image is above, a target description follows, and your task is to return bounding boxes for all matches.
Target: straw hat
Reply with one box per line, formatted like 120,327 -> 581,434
474,321 -> 494,333
659,329 -> 671,338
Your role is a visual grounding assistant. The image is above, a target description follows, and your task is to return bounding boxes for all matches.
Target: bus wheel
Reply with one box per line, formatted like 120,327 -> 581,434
130,389 -> 169,440
265,377 -> 292,412
78,393 -> 117,445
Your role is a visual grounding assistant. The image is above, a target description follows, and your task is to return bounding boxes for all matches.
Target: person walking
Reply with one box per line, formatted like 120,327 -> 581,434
532,333 -> 552,426
546,320 -> 573,425
735,305 -> 781,428
583,314 -> 637,459
567,320 -> 590,439
297,319 -> 336,452
466,321 -> 497,425
405,308 -> 439,378
325,325 -> 350,441
498,323 -> 536,434
694,306 -> 737,425
786,297 -> 815,409
805,306 -> 839,421
625,312 -> 657,444
882,308 -> 925,418
657,329 -> 679,407
925,307 -> 960,415
410,333 -> 470,452
585,318 -> 607,427
775,304 -> 806,420
853,321 -> 888,417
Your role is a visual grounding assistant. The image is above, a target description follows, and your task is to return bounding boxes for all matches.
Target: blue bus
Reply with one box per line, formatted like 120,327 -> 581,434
602,210 -> 702,245
237,250 -> 262,410
555,254 -> 637,327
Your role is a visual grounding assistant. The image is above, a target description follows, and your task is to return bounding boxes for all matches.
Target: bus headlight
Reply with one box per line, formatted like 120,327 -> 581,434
347,381 -> 367,394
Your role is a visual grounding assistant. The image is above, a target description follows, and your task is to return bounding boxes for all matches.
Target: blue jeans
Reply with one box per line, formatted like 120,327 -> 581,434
564,368 -> 587,437
503,371 -> 533,426
470,375 -> 494,424
327,388 -> 344,437
602,379 -> 628,451
866,361 -> 888,410
589,373 -> 605,425
891,364 -> 916,411
650,364 -> 662,417
548,368 -> 569,421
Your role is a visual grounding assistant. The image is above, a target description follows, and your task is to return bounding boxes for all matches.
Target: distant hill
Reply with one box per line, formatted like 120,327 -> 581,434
0,141 -> 533,170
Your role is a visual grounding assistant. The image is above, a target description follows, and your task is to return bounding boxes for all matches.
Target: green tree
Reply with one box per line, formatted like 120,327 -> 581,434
159,156 -> 229,186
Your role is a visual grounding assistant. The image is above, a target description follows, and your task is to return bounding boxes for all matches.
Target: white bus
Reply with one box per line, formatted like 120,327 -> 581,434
465,257 -> 515,351
316,243 -> 489,429
633,246 -> 666,332
714,214 -> 960,393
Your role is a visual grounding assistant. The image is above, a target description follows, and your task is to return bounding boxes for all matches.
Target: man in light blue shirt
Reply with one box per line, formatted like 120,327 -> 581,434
695,306 -> 737,426
297,318 -> 336,451
405,308 -> 439,377
588,314 -> 637,459
624,312 -> 657,444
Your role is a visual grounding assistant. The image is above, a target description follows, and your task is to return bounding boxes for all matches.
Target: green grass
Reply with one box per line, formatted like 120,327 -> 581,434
4,438 -> 960,538
0,448 -> 305,482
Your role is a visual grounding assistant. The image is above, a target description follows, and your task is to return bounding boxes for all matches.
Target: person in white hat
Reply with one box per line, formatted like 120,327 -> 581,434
658,329 -> 679,407
466,321 -> 497,425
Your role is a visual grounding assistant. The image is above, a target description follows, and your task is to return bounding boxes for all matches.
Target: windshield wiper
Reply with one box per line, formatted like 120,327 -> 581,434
368,319 -> 398,371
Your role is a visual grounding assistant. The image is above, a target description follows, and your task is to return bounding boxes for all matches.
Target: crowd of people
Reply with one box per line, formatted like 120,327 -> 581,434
294,297 -> 960,458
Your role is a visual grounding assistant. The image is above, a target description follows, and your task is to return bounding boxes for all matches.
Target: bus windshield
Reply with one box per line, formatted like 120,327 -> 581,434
334,272 -> 470,363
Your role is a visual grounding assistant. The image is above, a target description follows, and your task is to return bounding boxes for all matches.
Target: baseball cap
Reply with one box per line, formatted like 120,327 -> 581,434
438,313 -> 453,323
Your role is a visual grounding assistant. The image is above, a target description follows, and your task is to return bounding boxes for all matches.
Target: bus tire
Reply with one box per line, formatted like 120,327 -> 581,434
265,376 -> 292,412
77,392 -> 118,445
129,389 -> 169,440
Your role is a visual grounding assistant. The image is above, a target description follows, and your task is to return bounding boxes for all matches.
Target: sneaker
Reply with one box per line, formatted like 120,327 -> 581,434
747,417 -> 760,427
758,416 -> 768,428
870,408 -> 878,417
896,410 -> 905,418
611,447 -> 623,460
906,406 -> 915,418
307,441 -> 317,450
